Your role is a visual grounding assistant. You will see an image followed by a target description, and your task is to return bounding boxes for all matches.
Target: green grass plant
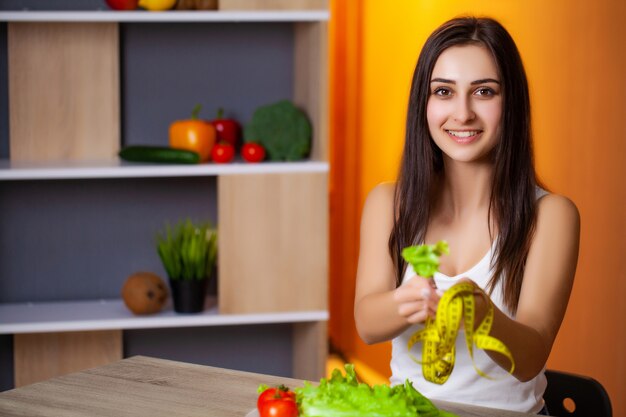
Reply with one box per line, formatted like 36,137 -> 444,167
156,219 -> 217,281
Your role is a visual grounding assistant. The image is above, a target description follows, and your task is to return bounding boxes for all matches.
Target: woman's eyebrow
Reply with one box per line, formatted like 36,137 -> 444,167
431,78 -> 455,84
429,77 -> 501,84
471,78 -> 500,85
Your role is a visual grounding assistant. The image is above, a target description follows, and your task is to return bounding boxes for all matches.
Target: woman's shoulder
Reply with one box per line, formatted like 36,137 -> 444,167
537,192 -> 579,214
536,193 -> 580,230
367,182 -> 396,200
361,182 -> 396,218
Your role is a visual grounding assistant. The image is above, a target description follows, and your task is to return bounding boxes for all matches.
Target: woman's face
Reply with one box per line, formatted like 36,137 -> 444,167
426,44 -> 502,164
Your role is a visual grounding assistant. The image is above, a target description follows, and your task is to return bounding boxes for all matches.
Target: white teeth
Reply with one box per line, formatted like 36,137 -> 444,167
447,130 -> 480,138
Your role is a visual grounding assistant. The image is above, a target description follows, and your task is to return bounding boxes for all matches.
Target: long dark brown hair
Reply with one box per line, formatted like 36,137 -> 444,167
389,16 -> 539,313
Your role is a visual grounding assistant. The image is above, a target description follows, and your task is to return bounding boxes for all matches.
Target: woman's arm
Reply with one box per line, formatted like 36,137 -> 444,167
472,194 -> 580,381
354,183 -> 439,344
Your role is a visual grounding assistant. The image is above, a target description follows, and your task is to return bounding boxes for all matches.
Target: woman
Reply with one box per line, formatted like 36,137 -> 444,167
354,16 -> 580,414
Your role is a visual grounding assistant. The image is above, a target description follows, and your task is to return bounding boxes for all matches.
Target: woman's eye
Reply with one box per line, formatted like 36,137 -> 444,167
475,87 -> 495,96
433,87 -> 452,97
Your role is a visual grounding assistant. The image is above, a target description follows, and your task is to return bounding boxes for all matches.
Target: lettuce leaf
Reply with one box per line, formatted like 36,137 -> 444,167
295,364 -> 457,417
401,241 -> 449,278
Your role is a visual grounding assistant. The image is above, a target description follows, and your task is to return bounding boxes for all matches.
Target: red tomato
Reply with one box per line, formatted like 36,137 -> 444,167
105,0 -> 138,10
211,142 -> 234,163
257,386 -> 298,417
259,398 -> 298,417
257,386 -> 295,410
241,142 -> 266,163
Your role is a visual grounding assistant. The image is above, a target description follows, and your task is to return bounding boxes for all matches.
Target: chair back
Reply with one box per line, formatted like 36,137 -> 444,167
544,369 -> 612,417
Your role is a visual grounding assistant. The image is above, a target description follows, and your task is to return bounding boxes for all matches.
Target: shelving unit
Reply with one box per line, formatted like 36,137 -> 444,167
0,159 -> 329,180
0,298 -> 328,334
0,1 -> 329,388
0,10 -> 330,22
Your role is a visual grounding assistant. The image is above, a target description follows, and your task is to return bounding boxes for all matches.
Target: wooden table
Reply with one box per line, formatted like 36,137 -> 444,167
0,356 -> 542,417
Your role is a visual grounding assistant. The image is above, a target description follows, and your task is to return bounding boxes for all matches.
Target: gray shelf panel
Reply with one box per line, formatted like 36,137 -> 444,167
0,176 -> 217,303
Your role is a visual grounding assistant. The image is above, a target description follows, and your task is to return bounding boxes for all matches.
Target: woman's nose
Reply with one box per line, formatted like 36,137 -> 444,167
453,97 -> 475,122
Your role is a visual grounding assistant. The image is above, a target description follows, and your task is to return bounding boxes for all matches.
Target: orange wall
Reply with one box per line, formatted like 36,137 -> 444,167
329,1 -> 626,414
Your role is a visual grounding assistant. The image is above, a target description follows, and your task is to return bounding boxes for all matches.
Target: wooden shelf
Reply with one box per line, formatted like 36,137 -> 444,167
0,297 -> 328,334
0,10 -> 329,23
1,4 -> 330,382
0,159 -> 329,180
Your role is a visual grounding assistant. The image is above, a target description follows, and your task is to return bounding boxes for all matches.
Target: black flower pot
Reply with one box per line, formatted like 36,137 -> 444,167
168,277 -> 209,313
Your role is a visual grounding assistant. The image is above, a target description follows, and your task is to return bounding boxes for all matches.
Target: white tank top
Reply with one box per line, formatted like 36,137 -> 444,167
390,189 -> 549,413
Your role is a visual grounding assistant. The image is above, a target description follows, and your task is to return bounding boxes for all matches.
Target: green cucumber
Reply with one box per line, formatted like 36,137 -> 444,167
119,146 -> 200,164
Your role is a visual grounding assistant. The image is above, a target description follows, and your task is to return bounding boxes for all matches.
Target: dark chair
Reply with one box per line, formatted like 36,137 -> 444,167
544,369 -> 612,417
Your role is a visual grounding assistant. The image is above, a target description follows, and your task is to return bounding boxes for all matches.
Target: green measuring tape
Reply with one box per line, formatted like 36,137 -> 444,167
402,241 -> 515,384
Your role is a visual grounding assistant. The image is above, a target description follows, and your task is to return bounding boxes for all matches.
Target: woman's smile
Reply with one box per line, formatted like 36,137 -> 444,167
445,129 -> 483,144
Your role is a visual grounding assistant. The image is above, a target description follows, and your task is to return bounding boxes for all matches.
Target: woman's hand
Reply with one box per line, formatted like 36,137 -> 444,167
452,278 -> 491,329
393,276 -> 441,324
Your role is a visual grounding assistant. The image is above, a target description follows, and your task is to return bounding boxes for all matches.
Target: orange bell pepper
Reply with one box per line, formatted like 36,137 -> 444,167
169,105 -> 216,162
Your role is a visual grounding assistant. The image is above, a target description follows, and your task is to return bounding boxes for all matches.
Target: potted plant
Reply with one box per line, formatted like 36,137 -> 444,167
156,219 -> 217,313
